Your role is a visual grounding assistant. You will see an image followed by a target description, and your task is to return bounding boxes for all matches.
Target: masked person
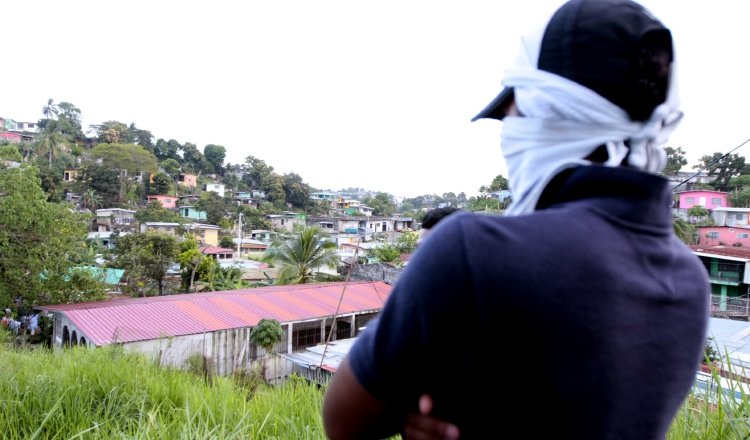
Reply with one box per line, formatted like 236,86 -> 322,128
323,1 -> 710,438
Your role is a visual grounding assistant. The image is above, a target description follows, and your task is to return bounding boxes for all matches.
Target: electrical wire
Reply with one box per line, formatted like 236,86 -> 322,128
671,138 -> 750,191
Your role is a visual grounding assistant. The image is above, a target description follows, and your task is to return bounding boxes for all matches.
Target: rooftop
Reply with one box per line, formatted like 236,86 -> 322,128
36,281 -> 391,346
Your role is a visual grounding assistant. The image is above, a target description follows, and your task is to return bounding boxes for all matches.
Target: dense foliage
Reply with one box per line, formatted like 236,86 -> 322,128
0,166 -> 107,309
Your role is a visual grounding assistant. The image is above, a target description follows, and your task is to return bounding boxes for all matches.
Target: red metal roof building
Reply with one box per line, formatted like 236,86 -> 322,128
38,281 -> 391,347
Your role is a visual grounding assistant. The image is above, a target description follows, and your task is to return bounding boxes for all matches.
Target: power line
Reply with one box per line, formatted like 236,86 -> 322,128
671,138 -> 750,191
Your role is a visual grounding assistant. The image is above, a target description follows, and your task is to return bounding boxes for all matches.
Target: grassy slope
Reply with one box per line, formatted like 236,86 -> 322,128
0,342 -> 748,439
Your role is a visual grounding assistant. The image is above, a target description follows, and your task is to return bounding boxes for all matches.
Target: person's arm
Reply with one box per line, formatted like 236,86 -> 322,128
323,357 -> 403,440
324,213 -> 471,439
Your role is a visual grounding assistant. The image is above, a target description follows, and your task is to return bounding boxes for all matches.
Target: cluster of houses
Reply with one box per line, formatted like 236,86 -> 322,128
4,118 -> 744,384
0,116 -> 39,143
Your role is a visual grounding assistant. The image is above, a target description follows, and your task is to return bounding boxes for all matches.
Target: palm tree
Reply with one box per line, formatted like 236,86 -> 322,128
82,188 -> 102,212
264,226 -> 341,284
42,98 -> 59,121
673,218 -> 697,244
34,122 -> 67,168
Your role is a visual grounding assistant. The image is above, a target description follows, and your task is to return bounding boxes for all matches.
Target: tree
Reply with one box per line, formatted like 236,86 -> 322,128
372,244 -> 402,264
490,175 -> 509,191
128,123 -> 154,149
250,318 -> 284,380
111,231 -> 179,296
730,187 -> 750,208
154,138 -> 181,162
148,172 -> 172,195
91,121 -> 130,144
663,146 -> 687,176
395,231 -> 419,254
35,120 -> 68,168
82,188 -> 102,212
180,142 -> 203,173
243,156 -> 275,190
78,164 -> 122,206
222,172 -> 241,192
266,174 -> 287,208
204,144 -> 226,175
283,172 -> 311,210
56,102 -> 84,141
160,158 -> 182,181
0,145 -> 23,162
41,98 -> 60,122
196,191 -> 232,226
695,152 -> 749,190
177,237 -> 214,293
364,192 -> 395,216
264,226 -> 341,284
89,143 -> 159,176
672,219 -> 696,245
687,206 -> 710,218
239,206 -> 272,232
0,166 -> 107,309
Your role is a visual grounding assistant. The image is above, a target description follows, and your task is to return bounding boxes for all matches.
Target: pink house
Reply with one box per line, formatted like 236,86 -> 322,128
177,174 -> 198,188
0,132 -> 21,143
146,195 -> 178,209
676,190 -> 729,210
697,226 -> 750,247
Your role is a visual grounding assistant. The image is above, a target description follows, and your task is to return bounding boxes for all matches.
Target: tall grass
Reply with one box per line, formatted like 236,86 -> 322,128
3,337 -> 750,439
668,357 -> 750,439
0,343 -> 325,439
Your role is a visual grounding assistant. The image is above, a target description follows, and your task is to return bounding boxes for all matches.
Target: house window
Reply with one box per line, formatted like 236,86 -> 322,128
711,198 -> 722,206
737,214 -> 745,221
685,197 -> 695,204
739,233 -> 749,239
706,231 -> 720,239
281,219 -> 285,225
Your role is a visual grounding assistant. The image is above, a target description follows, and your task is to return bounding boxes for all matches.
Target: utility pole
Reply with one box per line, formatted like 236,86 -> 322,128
237,212 -> 242,261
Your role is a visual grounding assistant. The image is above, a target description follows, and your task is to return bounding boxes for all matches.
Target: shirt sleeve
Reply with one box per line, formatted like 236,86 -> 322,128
347,214 -> 473,404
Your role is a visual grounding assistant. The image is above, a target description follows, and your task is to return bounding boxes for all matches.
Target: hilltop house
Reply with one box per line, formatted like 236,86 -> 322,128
36,281 -> 391,377
185,223 -> 220,246
268,212 -> 306,233
179,206 -> 207,221
95,208 -> 137,233
199,245 -> 234,261
177,173 -> 198,188
675,190 -> 730,210
146,195 -> 178,209
203,183 -> 225,197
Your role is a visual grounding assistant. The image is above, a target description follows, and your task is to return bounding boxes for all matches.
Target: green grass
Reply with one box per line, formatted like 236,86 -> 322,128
2,339 -> 750,439
0,343 -> 325,439
668,361 -> 750,440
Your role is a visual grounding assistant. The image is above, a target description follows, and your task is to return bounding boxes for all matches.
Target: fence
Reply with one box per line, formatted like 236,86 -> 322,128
711,294 -> 750,319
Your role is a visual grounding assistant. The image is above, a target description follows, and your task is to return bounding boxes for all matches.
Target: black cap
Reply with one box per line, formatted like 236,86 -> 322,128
472,0 -> 672,122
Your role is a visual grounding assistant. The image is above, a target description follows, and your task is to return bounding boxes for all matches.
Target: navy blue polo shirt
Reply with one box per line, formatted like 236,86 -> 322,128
348,165 -> 709,439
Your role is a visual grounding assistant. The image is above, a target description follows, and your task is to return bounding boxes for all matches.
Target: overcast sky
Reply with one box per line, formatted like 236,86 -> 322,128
3,1 -> 749,199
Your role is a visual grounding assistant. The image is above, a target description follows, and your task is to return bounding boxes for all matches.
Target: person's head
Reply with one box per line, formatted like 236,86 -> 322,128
419,207 -> 461,243
473,0 -> 673,123
472,0 -> 680,216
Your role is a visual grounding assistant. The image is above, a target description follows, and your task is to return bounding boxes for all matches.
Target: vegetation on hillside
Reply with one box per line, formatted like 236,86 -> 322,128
0,339 -> 325,439
0,334 -> 748,439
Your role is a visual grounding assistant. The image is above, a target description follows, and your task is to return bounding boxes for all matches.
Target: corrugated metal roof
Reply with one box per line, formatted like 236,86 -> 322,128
37,281 -> 390,346
199,246 -> 234,254
282,337 -> 358,373
691,245 -> 750,260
